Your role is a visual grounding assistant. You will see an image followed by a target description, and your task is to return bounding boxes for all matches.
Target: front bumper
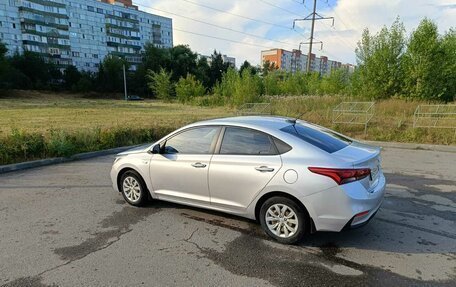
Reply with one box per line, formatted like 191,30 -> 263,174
300,172 -> 386,232
110,166 -> 120,192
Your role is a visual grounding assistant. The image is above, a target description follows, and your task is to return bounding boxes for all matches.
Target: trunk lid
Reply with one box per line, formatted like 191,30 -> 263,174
332,141 -> 382,190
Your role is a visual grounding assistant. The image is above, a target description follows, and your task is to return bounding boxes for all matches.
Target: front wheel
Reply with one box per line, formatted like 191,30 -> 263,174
120,170 -> 148,206
259,196 -> 307,244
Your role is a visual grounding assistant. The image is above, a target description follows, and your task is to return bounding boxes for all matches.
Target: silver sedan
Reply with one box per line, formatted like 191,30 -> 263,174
110,116 -> 386,244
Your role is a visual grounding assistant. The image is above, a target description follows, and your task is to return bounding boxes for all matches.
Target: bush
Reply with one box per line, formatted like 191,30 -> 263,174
213,67 -> 262,106
47,130 -> 77,157
0,129 -> 46,164
146,68 -> 174,100
175,74 -> 206,103
0,126 -> 175,165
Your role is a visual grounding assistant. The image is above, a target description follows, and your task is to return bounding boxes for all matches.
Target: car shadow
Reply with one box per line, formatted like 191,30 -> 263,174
120,181 -> 455,256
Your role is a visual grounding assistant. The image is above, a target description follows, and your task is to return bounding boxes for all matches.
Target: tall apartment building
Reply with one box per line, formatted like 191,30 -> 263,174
0,0 -> 173,71
198,53 -> 236,67
261,48 -> 343,75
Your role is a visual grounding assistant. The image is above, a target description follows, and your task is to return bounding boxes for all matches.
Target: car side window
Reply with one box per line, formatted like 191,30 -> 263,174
220,127 -> 277,155
164,127 -> 219,154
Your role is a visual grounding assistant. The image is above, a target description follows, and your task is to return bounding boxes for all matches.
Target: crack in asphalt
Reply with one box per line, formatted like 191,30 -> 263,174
2,204 -> 160,287
375,218 -> 456,240
180,212 -> 456,286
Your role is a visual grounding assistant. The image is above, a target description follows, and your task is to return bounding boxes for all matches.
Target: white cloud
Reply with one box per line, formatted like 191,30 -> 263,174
135,0 -> 456,66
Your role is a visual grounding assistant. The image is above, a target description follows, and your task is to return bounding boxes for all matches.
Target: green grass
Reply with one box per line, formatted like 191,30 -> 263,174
0,91 -> 454,165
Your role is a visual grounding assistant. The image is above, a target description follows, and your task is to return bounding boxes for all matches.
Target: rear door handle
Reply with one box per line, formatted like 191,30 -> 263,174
255,166 -> 275,172
191,162 -> 207,168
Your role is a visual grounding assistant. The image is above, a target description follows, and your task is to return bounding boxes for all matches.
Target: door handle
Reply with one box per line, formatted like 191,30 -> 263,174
191,162 -> 207,168
255,166 -> 275,172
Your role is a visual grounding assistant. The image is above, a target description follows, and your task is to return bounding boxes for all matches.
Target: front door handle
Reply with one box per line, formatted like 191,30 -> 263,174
191,162 -> 207,168
255,166 -> 275,172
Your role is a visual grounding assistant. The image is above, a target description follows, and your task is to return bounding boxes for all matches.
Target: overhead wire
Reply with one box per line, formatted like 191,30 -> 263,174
180,0 -> 293,31
136,3 -> 298,49
172,28 -> 278,49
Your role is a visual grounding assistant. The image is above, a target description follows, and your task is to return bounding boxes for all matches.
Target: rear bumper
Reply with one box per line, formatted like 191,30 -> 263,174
300,172 -> 386,232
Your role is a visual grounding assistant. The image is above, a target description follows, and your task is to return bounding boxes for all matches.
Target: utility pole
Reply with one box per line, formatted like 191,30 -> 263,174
123,64 -> 128,101
293,0 -> 334,73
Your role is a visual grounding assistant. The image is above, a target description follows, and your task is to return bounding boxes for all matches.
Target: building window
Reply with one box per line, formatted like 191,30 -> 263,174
93,54 -> 98,59
12,23 -> 16,29
87,6 -> 94,12
97,8 -> 103,14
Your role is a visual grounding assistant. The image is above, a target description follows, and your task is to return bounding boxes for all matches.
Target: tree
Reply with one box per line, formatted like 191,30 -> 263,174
440,29 -> 456,102
262,60 -> 277,76
321,69 -> 350,95
403,19 -> 455,101
355,18 -> 407,98
63,65 -> 81,90
0,42 -> 9,89
10,51 -> 51,89
168,45 -> 198,82
97,56 -> 129,93
146,68 -> 173,100
175,74 -> 205,103
0,42 -> 7,58
208,50 -> 230,89
194,57 -> 211,89
239,60 -> 257,75
232,68 -> 262,106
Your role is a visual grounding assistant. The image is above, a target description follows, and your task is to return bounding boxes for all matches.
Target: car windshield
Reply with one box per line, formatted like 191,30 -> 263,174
280,122 -> 351,153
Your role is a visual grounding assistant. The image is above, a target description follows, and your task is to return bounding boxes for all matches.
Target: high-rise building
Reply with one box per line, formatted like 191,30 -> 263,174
261,48 -> 344,75
222,54 -> 236,67
0,0 -> 173,71
198,53 -> 236,67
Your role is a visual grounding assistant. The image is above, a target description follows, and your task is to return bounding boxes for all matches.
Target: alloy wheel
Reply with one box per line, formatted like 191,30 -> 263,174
123,176 -> 141,203
265,204 -> 299,238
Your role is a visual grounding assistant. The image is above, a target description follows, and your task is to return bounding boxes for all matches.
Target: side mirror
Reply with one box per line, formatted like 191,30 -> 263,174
151,144 -> 161,154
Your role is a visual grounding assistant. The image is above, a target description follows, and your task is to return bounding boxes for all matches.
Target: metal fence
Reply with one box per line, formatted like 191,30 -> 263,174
237,103 -> 272,116
332,102 -> 375,135
413,105 -> 456,131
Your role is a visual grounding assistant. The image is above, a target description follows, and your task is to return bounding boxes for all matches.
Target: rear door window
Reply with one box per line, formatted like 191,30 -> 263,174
220,127 -> 277,155
281,123 -> 351,153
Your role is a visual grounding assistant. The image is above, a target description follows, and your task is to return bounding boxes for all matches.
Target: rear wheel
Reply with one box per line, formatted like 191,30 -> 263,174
259,196 -> 306,244
120,170 -> 148,206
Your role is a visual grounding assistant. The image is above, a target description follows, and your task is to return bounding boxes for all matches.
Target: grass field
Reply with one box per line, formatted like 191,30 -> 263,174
0,91 -> 455,165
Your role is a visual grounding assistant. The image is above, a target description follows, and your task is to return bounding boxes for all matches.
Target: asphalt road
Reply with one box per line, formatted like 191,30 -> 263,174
0,146 -> 455,286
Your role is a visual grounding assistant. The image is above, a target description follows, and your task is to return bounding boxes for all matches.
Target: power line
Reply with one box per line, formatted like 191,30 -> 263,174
137,4 -> 298,48
296,0 -> 358,53
293,0 -> 335,72
180,0 -> 293,31
257,0 -> 303,17
173,27 -> 278,49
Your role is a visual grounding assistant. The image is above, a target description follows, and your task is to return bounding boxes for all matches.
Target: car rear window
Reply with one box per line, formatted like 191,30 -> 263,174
280,123 -> 351,153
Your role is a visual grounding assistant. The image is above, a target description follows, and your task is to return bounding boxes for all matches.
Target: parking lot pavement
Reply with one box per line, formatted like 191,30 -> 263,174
0,146 -> 455,287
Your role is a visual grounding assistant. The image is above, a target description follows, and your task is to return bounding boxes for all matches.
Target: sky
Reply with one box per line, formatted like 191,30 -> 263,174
135,0 -> 456,66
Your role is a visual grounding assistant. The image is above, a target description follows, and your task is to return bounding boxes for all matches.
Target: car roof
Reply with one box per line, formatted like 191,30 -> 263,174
191,116 -> 295,131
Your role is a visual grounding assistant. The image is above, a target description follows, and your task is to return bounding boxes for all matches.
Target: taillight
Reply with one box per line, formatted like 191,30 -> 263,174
308,167 -> 371,185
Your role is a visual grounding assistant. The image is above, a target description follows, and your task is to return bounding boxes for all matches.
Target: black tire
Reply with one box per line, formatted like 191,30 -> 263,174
259,196 -> 307,244
120,170 -> 149,207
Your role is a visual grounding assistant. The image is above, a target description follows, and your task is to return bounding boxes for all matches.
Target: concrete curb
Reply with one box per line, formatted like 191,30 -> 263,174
363,141 -> 456,153
0,145 -> 138,174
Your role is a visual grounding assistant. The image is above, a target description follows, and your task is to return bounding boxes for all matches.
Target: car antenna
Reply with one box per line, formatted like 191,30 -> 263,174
287,112 -> 304,126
